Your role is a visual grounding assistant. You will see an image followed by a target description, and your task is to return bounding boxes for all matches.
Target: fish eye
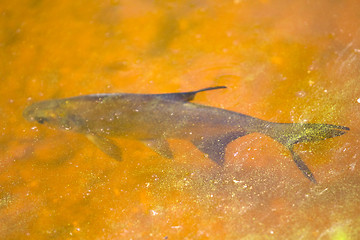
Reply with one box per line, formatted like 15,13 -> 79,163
36,117 -> 47,124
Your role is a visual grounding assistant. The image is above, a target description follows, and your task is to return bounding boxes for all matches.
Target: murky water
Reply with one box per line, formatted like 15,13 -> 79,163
1,0 -> 360,239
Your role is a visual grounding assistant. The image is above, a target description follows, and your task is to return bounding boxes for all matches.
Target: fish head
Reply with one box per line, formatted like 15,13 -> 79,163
23,99 -> 77,131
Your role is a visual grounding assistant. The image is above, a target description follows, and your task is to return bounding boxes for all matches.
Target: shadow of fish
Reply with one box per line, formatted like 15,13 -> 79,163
23,86 -> 349,183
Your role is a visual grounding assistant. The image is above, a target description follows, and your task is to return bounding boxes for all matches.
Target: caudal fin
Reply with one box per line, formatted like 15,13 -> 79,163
266,123 -> 349,183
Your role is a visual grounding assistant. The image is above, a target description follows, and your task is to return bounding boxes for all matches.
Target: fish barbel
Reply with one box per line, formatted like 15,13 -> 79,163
23,86 -> 349,183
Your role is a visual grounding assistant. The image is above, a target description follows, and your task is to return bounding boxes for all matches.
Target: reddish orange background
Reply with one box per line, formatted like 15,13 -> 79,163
1,0 -> 360,239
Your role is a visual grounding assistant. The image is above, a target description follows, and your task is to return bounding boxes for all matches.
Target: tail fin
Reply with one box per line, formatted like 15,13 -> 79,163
265,123 -> 349,183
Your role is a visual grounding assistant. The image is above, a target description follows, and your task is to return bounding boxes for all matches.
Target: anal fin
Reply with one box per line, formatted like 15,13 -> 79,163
192,132 -> 246,165
86,134 -> 123,161
142,138 -> 173,159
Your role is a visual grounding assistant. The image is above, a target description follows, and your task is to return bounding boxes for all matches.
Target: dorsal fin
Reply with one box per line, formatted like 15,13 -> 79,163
154,86 -> 226,102
191,131 -> 247,166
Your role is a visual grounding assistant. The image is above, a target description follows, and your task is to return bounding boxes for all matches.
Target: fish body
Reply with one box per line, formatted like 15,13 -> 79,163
23,87 -> 349,183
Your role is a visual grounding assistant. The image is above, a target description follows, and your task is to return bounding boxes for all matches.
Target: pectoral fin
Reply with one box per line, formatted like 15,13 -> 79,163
192,132 -> 246,165
86,134 -> 123,161
154,86 -> 226,102
142,138 -> 173,159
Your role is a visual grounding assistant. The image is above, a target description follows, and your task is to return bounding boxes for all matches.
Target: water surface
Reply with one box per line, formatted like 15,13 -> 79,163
1,0 -> 360,239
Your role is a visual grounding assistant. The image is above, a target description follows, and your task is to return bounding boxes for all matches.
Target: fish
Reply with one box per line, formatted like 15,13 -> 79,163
23,86 -> 349,183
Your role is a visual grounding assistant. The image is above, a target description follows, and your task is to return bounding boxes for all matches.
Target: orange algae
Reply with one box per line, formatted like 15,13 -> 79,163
1,0 -> 360,239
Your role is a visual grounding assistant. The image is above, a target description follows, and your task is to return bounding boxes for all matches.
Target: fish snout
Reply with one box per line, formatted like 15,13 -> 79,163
23,104 -> 47,124
23,106 -> 49,124
23,105 -> 36,122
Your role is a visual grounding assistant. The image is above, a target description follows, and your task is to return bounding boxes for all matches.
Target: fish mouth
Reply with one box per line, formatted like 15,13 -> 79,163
23,105 -> 36,122
23,105 -> 50,124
